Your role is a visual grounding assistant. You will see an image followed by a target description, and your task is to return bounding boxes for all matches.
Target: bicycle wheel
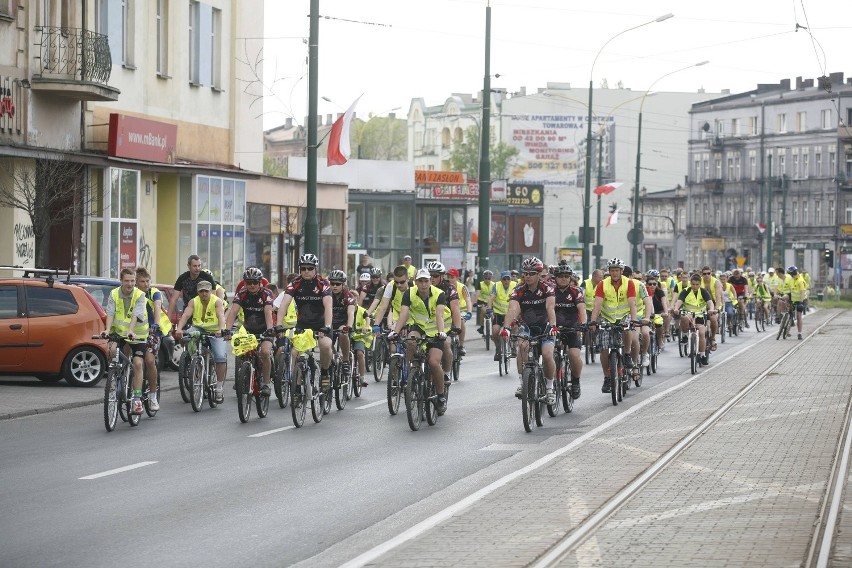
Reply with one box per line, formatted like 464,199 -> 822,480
236,360 -> 252,423
273,351 -> 289,409
777,312 -> 788,340
387,357 -> 402,416
650,348 -> 657,374
521,366 -> 535,433
310,373 -> 325,424
609,352 -> 619,406
547,355 -> 561,418
372,342 -> 387,382
291,364 -> 307,428
484,318 -> 491,351
118,365 -> 131,422
103,368 -> 119,432
255,378 -> 269,418
345,353 -> 355,401
335,360 -> 348,411
425,380 -> 437,426
143,375 -> 159,418
178,350 -> 191,403
452,348 -> 460,383
205,357 -> 218,409
189,356 -> 204,412
405,368 -> 424,431
353,362 -> 363,398
128,363 -> 141,425
689,333 -> 698,374
561,359 -> 574,413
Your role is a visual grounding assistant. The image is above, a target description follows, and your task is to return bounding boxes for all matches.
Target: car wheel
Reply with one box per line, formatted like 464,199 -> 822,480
63,346 -> 107,387
169,342 -> 184,371
35,374 -> 63,382
159,335 -> 180,371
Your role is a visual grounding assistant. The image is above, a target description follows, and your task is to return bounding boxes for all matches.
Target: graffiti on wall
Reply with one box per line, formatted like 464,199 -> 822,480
14,222 -> 34,264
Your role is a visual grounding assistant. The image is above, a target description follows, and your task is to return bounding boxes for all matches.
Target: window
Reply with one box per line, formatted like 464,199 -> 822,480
829,150 -> 836,176
703,159 -> 709,180
156,0 -> 169,76
814,201 -> 821,224
802,151 -> 809,178
731,118 -> 739,136
26,287 -> 78,317
749,154 -> 756,180
715,120 -> 724,137
211,7 -> 222,89
734,155 -> 741,180
792,154 -> 799,179
776,113 -> 786,133
0,286 -> 18,318
749,116 -> 758,135
694,159 -> 701,182
726,157 -> 734,180
792,200 -> 798,226
189,1 -> 199,84
816,152 -> 822,177
802,200 -> 808,225
778,153 -> 786,176
796,111 -> 806,132
821,109 -> 832,129
193,176 -> 246,290
714,157 -> 722,179
847,108 -> 852,127
101,0 -> 134,67
829,200 -> 835,223
846,207 -> 852,224
189,1 -> 219,87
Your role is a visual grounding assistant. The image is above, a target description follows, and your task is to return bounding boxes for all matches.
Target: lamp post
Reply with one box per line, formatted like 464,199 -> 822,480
583,13 -> 673,277
478,3 -> 492,275
631,60 -> 708,269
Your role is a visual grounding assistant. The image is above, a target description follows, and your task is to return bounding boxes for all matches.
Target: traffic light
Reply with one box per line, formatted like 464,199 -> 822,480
824,248 -> 834,268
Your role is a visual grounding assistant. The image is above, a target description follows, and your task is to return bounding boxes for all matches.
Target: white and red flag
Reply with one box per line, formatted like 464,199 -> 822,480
593,182 -> 623,196
606,207 -> 619,227
755,223 -> 767,234
327,96 -> 362,166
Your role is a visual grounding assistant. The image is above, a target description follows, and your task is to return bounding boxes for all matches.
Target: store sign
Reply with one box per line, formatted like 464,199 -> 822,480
108,114 -> 177,163
505,183 -> 544,207
415,170 -> 464,184
119,222 -> 137,270
701,238 -> 725,250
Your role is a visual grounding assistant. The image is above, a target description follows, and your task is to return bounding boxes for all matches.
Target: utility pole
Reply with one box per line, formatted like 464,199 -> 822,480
595,132 -> 604,270
477,4 -> 492,275
767,154 -> 773,268
304,0 -> 319,254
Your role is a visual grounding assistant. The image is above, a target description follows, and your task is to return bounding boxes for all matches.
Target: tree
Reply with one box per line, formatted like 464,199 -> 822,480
448,126 -> 519,180
0,156 -> 91,267
352,116 -> 407,160
263,154 -> 288,177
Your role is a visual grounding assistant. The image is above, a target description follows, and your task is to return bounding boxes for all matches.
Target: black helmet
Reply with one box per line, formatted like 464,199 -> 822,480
370,267 -> 383,277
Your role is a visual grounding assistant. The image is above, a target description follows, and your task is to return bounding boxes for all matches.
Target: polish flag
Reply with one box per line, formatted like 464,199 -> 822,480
327,96 -> 362,166
594,182 -> 623,196
606,208 -> 619,227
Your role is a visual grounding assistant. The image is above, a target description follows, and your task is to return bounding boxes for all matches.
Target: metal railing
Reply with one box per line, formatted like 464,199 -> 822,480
34,27 -> 112,85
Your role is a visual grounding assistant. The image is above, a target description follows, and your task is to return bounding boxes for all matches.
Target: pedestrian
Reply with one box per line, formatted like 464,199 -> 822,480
170,254 -> 216,322
357,254 -> 374,278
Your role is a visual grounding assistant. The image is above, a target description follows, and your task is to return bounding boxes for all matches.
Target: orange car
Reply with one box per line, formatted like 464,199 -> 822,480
0,268 -> 108,386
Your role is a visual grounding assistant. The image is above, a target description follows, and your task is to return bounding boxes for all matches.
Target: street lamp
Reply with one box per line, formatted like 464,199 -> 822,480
631,60 -> 708,269
583,12 -> 673,277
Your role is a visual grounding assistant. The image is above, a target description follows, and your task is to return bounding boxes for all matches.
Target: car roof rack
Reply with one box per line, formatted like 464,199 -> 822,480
0,265 -> 71,287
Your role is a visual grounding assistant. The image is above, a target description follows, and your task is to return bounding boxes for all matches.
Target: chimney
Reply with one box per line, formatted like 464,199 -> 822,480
326,114 -> 332,126
795,76 -> 803,90
803,79 -> 814,88
779,78 -> 791,90
285,117 -> 293,128
830,72 -> 844,85
519,86 -> 526,96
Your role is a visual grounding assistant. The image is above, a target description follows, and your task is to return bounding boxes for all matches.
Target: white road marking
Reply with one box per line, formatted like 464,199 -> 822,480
479,443 -> 533,452
355,399 -> 386,410
248,426 -> 295,437
79,461 -> 157,480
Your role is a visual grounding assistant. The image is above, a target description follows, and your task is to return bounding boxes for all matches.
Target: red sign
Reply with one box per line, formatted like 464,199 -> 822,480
119,222 -> 137,270
108,114 -> 177,163
415,170 -> 465,184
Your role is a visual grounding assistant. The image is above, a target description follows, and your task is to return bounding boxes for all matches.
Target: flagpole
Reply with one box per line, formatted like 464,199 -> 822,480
305,0 -> 320,256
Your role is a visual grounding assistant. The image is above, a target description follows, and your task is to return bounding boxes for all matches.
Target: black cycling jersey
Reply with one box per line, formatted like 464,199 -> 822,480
332,289 -> 356,328
651,287 -> 666,314
285,276 -> 332,329
359,281 -> 383,308
510,282 -> 554,327
554,285 -> 585,327
232,287 -> 274,333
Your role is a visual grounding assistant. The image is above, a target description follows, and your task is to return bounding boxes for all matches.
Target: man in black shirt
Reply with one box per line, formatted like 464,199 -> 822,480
170,254 -> 215,322
552,263 -> 585,399
224,266 -> 275,396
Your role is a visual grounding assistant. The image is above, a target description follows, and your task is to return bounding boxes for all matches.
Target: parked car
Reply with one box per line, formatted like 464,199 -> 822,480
66,275 -> 179,372
0,267 -> 107,386
154,283 -> 182,370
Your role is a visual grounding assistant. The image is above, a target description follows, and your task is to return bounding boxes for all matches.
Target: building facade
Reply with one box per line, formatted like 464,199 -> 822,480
686,73 -> 852,288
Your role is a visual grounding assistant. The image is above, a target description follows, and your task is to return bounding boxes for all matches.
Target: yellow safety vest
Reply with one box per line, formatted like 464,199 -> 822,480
790,275 -> 807,302
351,305 -> 374,347
778,274 -> 793,294
110,287 -> 149,340
407,265 -> 417,279
454,281 -> 468,311
803,272 -> 811,289
721,282 -> 735,303
478,280 -> 492,302
191,296 -> 221,333
682,287 -> 709,314
492,281 -> 516,315
407,286 -> 443,336
754,283 -> 771,300
583,278 -> 596,303
701,276 -> 720,305
145,286 -> 172,335
766,275 -> 781,292
633,278 -> 647,318
600,276 -> 631,323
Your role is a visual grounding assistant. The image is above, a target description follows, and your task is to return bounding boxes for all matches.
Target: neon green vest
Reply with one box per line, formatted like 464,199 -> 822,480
191,296 -> 221,333
110,287 -> 149,340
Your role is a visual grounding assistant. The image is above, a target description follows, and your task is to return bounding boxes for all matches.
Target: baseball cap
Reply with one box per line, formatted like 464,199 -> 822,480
447,268 -> 460,277
501,270 -> 511,278
197,280 -> 212,291
415,268 -> 430,280
403,255 -> 412,260
768,267 -> 775,273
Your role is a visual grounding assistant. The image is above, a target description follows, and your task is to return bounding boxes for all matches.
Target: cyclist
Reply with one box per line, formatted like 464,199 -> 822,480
699,266 -> 723,352
718,272 -> 736,330
588,258 -> 640,394
671,273 -> 716,365
351,301 -> 373,385
624,265 -> 654,368
753,273 -> 772,323
135,267 -> 172,411
401,255 -> 417,279
328,269 -> 364,387
503,257 -> 558,404
553,262 -> 585,399
224,267 -> 275,397
359,267 -> 384,309
170,254 -> 216,323
510,269 -> 520,287
489,270 -> 517,362
786,265 -> 808,340
175,279 -> 228,402
475,270 -> 494,335
447,268 -> 472,355
582,269 -> 604,322
272,273 -> 299,330
388,268 -> 449,415
728,268 -> 750,328
102,268 -> 149,415
658,267 -> 671,299
370,265 -> 409,331
276,254 -> 334,392
766,267 -> 781,317
427,261 -> 462,382
645,270 -> 670,349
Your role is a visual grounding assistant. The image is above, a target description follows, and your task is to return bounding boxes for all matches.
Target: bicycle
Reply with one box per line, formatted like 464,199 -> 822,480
272,331 -> 291,409
481,303 -> 492,351
97,333 -> 150,431
371,328 -> 390,382
583,319 -> 597,365
449,329 -> 462,382
289,328 -> 330,427
385,331 -> 407,416
554,324 -> 585,415
231,330 -> 271,423
184,331 -> 220,412
776,301 -> 795,341
753,298 -> 767,332
177,334 -> 192,404
718,305 -> 728,343
400,335 -> 443,431
497,327 -> 511,377
679,310 -> 707,374
331,330 -> 355,411
594,320 -> 634,406
515,329 -> 551,431
645,322 -> 659,377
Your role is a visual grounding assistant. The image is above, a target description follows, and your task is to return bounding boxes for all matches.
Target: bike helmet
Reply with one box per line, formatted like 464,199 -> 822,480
553,263 -> 573,276
359,272 -> 371,282
328,269 -> 346,282
607,257 -> 625,269
243,267 -> 263,281
299,253 -> 319,266
426,261 -> 446,274
622,265 -> 633,277
521,256 -> 544,272
646,269 -> 660,279
483,270 -> 493,278
787,265 -> 798,274
370,267 -> 383,277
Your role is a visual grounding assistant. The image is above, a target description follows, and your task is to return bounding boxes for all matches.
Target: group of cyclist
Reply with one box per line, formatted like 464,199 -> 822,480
100,247 -> 809,420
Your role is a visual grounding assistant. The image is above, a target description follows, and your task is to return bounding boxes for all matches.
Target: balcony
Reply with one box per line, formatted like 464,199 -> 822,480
704,179 -> 724,193
31,27 -> 120,102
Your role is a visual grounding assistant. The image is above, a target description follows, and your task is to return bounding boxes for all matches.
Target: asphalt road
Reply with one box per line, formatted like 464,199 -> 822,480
0,322 -> 765,568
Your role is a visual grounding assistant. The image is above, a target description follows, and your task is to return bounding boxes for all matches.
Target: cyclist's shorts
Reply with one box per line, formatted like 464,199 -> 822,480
121,340 -> 146,359
794,301 -> 806,313
407,326 -> 446,352
492,313 -> 505,326
559,330 -> 582,350
144,334 -> 160,355
520,324 -> 555,346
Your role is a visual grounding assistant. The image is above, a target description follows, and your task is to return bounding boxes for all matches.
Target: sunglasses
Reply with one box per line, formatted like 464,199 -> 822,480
330,281 -> 344,286
300,266 -> 316,272
523,271 -> 539,276
245,280 -> 260,285
701,272 -> 711,276
647,282 -> 658,286
556,274 -> 572,278
394,279 -> 408,285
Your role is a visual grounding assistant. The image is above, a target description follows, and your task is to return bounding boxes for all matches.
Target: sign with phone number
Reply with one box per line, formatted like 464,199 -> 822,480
505,183 -> 544,207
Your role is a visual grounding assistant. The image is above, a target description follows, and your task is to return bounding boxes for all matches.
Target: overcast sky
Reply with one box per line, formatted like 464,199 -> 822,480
260,0 -> 850,130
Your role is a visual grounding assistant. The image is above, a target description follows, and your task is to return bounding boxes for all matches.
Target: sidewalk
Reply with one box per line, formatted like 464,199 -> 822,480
350,308 -> 852,567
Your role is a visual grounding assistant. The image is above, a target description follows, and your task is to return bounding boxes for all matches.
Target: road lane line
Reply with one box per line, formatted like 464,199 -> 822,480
355,400 -> 386,410
340,326 -> 778,568
79,461 -> 157,480
248,426 -> 295,437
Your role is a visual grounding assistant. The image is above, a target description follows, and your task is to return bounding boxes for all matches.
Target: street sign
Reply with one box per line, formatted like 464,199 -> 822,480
627,229 -> 644,245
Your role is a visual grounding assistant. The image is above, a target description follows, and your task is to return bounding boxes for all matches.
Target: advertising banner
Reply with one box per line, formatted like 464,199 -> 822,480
490,212 -> 507,254
512,215 -> 541,254
119,222 -> 137,270
108,114 -> 177,163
